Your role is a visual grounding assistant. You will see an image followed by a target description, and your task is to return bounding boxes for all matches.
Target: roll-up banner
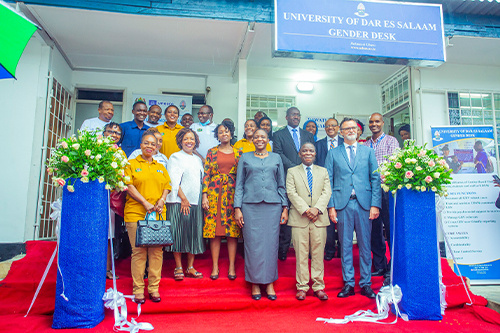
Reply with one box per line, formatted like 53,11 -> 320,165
432,126 -> 500,284
132,93 -> 193,124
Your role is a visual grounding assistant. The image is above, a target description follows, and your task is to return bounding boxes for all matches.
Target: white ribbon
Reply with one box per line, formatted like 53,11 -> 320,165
103,190 -> 154,333
25,198 -> 68,317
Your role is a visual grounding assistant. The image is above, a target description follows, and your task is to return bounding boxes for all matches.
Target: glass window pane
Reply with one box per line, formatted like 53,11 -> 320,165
462,118 -> 472,125
461,108 -> 471,117
460,96 -> 470,107
472,110 -> 483,117
471,96 -> 482,108
472,118 -> 484,125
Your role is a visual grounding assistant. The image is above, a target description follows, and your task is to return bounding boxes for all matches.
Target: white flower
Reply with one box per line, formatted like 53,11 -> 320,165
96,154 -> 102,161
431,186 -> 437,192
104,138 -> 110,144
421,186 -> 426,192
411,158 -> 417,164
118,181 -> 124,188
391,190 -> 397,194
416,166 -> 423,171
433,172 -> 440,178
405,184 -> 412,189
97,139 -> 103,145
98,176 -> 105,183
124,176 -> 131,182
81,177 -> 89,183
105,184 -> 112,190
405,158 -> 411,164
381,184 -> 390,192
67,185 -> 75,192
416,186 -> 421,191
111,162 -> 118,169
72,143 -> 80,150
397,184 -> 403,190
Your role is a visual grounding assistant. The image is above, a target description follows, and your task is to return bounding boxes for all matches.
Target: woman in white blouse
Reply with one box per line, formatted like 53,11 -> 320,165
165,128 -> 206,280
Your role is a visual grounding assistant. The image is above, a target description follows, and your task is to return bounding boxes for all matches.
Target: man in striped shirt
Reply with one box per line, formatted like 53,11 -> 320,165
363,113 -> 398,285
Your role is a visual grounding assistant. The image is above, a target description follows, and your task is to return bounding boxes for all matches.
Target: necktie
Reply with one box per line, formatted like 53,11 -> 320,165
292,128 -> 300,151
329,139 -> 335,150
306,166 -> 313,193
348,145 -> 355,168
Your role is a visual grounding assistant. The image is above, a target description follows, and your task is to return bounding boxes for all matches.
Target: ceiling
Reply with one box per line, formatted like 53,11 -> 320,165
26,4 -> 500,85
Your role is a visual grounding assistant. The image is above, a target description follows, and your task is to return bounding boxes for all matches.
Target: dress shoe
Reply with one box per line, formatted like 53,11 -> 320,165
337,285 -> 355,298
382,277 -> 391,287
278,253 -> 287,261
372,268 -> 386,277
251,294 -> 262,301
149,293 -> 161,303
296,290 -> 307,301
133,294 -> 146,304
267,294 -> 277,301
324,253 -> 334,261
314,290 -> 329,301
360,285 -> 376,299
228,271 -> 237,280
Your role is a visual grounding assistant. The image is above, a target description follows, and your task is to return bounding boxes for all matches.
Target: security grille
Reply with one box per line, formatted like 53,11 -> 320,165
34,77 -> 73,240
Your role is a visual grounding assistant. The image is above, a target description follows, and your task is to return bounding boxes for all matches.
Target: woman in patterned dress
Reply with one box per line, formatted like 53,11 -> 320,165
202,120 -> 242,280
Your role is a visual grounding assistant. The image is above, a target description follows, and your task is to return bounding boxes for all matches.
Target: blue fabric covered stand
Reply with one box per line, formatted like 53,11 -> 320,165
52,179 -> 108,329
389,188 -> 442,320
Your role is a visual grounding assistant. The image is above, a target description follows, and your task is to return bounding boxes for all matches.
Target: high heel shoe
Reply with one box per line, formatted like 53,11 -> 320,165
251,293 -> 262,300
228,271 -> 236,280
210,269 -> 219,280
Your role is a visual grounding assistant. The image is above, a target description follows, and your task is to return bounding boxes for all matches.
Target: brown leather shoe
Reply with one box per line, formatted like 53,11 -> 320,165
296,290 -> 307,301
133,294 -> 146,304
314,290 -> 329,301
149,292 -> 161,303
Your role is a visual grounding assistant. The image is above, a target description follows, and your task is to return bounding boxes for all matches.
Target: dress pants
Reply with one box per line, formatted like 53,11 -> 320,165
278,223 -> 292,256
324,220 -> 340,257
371,190 -> 389,271
337,199 -> 372,287
126,222 -> 163,295
291,222 -> 327,292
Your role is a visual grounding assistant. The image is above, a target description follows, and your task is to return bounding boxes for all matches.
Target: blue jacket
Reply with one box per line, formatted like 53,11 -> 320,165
315,136 -> 344,167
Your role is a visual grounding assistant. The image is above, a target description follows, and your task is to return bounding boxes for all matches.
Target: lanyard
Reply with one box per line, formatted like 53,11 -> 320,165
369,133 -> 385,150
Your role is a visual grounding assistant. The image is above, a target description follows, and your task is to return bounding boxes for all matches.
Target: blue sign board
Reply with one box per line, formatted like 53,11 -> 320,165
274,0 -> 445,66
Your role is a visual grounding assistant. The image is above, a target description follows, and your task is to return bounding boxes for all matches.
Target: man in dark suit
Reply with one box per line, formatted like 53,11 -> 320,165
326,117 -> 381,299
315,118 -> 344,261
273,107 -> 315,260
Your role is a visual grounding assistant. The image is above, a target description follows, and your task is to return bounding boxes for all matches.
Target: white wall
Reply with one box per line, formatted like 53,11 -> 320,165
0,37 -> 50,243
413,63 -> 500,146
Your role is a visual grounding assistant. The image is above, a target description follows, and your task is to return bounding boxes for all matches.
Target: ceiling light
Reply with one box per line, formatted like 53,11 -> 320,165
296,82 -> 314,92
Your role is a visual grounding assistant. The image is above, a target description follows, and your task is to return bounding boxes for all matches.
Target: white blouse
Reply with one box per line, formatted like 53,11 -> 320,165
166,150 -> 204,205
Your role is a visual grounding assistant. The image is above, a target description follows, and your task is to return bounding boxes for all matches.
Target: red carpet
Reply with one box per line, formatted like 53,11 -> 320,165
1,241 -> 499,332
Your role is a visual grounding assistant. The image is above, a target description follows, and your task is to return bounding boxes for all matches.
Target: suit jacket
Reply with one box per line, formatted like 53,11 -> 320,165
234,152 -> 288,208
273,127 -> 315,172
286,165 -> 332,227
315,135 -> 344,167
325,144 -> 381,211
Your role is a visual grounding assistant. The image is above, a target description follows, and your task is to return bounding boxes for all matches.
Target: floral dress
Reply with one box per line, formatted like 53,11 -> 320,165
202,146 -> 242,238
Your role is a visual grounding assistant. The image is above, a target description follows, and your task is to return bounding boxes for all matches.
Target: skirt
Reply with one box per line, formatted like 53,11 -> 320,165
241,202 -> 281,284
165,202 -> 206,255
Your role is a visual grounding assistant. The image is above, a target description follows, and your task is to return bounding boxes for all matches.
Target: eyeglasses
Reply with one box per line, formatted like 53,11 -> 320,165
197,112 -> 211,116
341,126 -> 358,132
325,124 -> 338,129
105,130 -> 122,136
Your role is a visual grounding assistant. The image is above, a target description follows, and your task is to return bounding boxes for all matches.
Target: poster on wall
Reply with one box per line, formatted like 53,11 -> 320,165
432,126 -> 500,284
131,93 -> 193,124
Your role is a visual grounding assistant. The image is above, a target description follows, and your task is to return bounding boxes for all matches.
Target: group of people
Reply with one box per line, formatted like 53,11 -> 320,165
80,100 -> 400,304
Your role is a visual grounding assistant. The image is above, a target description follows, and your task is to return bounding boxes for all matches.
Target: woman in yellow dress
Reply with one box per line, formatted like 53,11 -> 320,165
202,120 -> 242,280
233,119 -> 271,153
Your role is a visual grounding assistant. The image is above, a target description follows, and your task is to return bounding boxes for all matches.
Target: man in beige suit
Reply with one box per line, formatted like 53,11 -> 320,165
286,143 -> 332,301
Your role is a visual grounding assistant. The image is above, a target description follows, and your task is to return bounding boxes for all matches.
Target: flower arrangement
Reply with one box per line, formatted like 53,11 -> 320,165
377,140 -> 452,196
47,130 -> 129,192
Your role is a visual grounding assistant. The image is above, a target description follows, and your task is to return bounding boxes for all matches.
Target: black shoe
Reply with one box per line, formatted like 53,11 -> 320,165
324,253 -> 334,261
251,294 -> 261,300
267,294 -> 277,301
360,285 -> 376,299
382,277 -> 391,287
278,253 -> 287,261
337,285 -> 355,298
371,268 -> 386,277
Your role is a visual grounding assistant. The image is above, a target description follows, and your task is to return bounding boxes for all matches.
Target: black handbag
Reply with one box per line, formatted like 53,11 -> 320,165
135,213 -> 174,247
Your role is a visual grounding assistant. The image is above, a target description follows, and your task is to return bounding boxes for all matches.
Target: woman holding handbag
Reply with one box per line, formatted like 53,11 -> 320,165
165,128 -> 206,281
124,132 -> 172,304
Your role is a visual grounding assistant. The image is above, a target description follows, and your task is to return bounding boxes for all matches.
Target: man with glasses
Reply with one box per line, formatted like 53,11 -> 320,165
363,113 -> 399,285
326,117 -> 381,299
120,101 -> 150,157
273,107 -> 315,260
315,118 -> 343,261
80,100 -> 114,132
190,105 -> 219,158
